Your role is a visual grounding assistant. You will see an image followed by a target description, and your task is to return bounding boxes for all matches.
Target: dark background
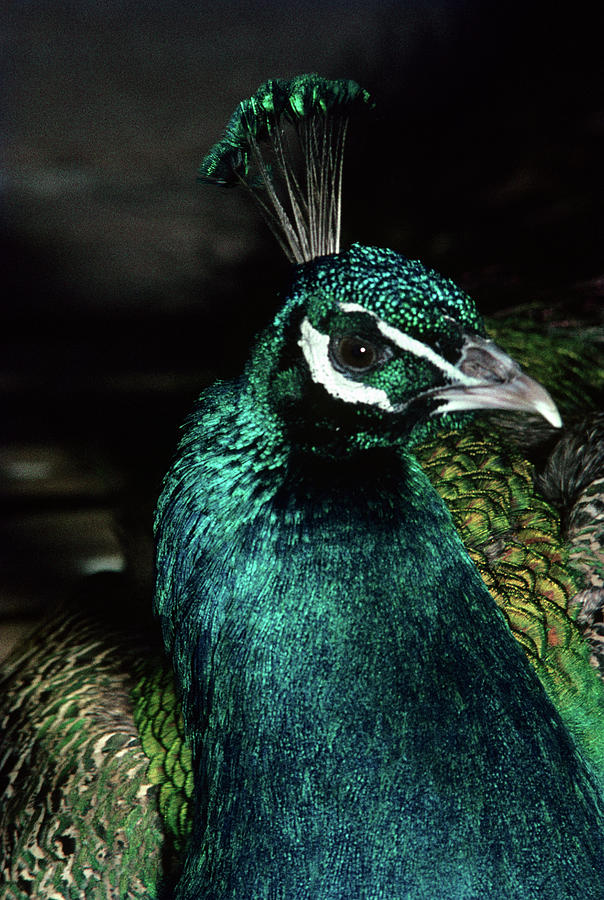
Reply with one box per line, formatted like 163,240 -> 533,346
2,0 -> 603,657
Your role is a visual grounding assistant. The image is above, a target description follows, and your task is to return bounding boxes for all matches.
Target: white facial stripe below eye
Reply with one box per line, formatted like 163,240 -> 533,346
298,318 -> 396,411
339,302 -> 480,388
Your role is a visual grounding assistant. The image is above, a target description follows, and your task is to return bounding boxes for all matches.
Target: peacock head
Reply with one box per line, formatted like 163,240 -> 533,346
200,75 -> 561,457
249,243 -> 561,456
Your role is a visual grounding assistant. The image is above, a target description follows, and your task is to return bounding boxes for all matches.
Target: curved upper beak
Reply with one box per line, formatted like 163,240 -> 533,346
430,335 -> 562,429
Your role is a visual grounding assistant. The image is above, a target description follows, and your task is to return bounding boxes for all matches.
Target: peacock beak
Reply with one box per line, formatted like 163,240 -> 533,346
429,334 -> 562,428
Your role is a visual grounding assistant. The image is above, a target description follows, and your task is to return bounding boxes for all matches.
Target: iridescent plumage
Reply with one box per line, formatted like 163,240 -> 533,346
1,74 -> 603,900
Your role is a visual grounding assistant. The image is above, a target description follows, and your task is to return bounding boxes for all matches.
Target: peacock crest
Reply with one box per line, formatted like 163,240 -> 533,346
198,74 -> 373,263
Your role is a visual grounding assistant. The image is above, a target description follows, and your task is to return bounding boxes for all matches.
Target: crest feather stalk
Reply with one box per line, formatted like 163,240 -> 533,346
198,74 -> 373,263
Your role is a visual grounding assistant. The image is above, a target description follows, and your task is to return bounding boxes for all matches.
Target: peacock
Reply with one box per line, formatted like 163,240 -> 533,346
1,74 -> 604,900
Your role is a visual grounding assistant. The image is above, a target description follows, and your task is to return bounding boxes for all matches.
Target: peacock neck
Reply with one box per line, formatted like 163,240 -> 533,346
154,377 -> 604,900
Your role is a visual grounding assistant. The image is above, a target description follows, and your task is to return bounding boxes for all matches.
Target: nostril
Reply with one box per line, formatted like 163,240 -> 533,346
458,337 -> 522,383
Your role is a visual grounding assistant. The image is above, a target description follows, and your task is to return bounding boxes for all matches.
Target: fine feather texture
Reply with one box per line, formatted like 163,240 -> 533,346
0,578 -> 168,900
536,413 -> 604,673
153,245 -> 604,899
154,368 -> 604,899
2,404 -> 602,899
1,329 -> 603,899
417,425 -> 604,780
137,419 -> 604,854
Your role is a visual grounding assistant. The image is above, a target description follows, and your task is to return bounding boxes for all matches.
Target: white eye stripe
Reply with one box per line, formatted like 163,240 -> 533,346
298,318 -> 396,411
338,302 -> 480,387
298,303 -> 478,413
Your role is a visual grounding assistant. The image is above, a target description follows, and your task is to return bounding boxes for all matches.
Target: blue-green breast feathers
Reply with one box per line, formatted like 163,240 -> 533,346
154,243 -> 604,899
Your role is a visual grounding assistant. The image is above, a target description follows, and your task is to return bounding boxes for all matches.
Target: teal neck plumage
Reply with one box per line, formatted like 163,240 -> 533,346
157,67 -> 603,895
155,366 -> 604,899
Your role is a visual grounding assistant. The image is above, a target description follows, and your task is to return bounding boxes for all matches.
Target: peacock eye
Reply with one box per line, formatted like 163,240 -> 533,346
330,335 -> 381,373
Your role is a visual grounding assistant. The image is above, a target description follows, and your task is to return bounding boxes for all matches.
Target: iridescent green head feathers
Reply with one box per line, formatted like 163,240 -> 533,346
247,245 -> 561,456
198,74 -> 372,263
199,76 -> 562,455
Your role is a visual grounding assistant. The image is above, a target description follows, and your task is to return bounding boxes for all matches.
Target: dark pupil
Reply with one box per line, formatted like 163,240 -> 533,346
337,336 -> 377,370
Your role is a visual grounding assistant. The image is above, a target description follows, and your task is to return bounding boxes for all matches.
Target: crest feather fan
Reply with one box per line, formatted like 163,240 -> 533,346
198,74 -> 373,263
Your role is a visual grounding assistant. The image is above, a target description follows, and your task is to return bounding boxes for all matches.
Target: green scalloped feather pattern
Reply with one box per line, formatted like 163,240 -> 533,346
131,663 -> 193,856
0,612 -> 165,900
417,427 -> 604,781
